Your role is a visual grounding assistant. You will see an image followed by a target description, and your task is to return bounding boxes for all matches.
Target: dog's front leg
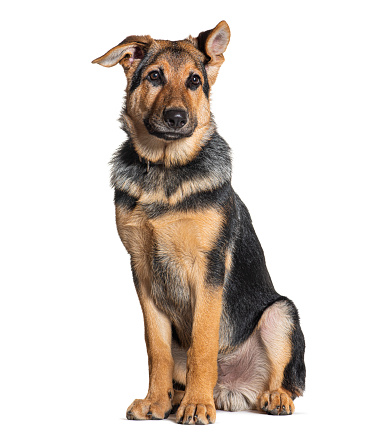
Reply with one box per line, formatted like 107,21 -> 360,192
126,286 -> 174,420
176,285 -> 223,425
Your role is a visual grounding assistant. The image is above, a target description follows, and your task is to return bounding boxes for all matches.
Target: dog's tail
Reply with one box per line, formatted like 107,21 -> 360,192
213,383 -> 256,411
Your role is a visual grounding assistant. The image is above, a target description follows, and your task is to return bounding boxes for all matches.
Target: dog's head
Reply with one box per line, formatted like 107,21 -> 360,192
92,21 -> 230,166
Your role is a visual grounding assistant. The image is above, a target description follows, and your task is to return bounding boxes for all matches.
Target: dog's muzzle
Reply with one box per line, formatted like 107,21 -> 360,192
144,108 -> 196,140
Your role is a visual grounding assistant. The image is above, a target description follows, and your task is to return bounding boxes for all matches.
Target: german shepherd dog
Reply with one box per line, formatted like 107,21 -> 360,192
92,20 -> 306,424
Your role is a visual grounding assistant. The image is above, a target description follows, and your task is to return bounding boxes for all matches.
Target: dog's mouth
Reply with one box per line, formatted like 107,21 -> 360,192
144,118 -> 196,141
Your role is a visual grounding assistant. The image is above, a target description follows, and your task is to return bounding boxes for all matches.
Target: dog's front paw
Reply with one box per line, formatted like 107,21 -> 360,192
175,399 -> 216,425
258,390 -> 295,416
126,396 -> 172,420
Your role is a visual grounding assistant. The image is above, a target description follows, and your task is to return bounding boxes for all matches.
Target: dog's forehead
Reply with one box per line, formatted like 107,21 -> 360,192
148,39 -> 205,68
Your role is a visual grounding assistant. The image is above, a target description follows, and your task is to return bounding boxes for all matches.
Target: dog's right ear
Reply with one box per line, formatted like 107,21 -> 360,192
92,35 -> 153,70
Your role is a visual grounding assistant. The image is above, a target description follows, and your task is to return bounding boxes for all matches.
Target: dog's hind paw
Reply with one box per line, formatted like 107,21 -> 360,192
258,390 -> 295,416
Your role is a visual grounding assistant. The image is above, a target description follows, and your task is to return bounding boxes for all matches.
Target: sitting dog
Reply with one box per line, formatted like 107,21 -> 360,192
92,20 -> 306,425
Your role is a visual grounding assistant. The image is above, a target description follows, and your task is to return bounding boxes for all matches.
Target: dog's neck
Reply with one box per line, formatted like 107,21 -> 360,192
120,112 -> 215,168
137,154 -> 164,172
111,124 -> 232,201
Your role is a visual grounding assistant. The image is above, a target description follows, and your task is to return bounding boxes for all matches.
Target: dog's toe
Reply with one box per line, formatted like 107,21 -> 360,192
176,401 -> 216,425
126,397 -> 172,420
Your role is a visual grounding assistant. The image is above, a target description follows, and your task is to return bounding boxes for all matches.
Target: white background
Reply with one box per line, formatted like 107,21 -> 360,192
1,1 -> 387,442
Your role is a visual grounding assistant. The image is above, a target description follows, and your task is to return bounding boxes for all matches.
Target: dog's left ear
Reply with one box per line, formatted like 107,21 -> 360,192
192,20 -> 231,86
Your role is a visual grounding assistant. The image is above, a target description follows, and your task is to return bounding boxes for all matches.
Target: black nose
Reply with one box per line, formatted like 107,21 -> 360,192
163,109 -> 187,129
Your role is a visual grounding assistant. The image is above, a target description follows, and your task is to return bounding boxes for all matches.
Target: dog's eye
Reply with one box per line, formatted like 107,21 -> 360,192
148,71 -> 160,81
147,70 -> 164,86
186,74 -> 201,90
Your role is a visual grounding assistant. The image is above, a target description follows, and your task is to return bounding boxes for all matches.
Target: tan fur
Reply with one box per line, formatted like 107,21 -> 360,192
258,389 -> 295,415
176,285 -> 223,424
149,209 -> 224,280
115,205 -> 152,284
124,42 -> 212,167
117,206 -> 225,284
225,248 -> 233,275
117,202 -> 225,422
93,22 -> 304,423
137,185 -> 169,205
127,293 -> 174,419
258,300 -> 294,392
255,301 -> 297,415
92,23 -> 230,169
167,166 -> 223,205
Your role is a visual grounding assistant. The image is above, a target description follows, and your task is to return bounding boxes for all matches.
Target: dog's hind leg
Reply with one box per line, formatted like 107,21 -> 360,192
171,389 -> 185,414
257,297 -> 306,415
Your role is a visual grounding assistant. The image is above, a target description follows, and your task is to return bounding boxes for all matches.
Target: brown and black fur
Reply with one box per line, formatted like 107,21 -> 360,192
93,20 -> 306,424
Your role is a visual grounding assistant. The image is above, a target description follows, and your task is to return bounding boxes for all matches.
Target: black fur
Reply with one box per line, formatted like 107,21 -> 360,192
281,299 -> 306,397
110,38 -> 306,398
129,49 -> 156,93
112,125 -> 306,398
222,194 -> 280,347
112,129 -> 232,216
114,189 -> 136,211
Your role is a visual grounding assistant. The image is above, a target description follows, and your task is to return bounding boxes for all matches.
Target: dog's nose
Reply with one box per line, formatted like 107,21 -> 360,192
163,109 -> 187,129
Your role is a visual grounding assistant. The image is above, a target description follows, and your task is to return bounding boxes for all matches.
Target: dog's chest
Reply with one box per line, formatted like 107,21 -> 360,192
116,199 -> 224,341
117,201 -> 222,274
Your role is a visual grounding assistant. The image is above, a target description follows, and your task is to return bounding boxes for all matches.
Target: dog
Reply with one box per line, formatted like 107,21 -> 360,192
92,20 -> 306,424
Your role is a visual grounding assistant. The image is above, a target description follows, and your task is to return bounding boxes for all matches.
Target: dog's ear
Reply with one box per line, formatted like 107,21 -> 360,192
92,35 -> 153,70
191,21 -> 230,86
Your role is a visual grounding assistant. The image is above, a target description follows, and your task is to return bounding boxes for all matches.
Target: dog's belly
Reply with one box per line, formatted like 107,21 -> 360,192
172,329 -> 270,411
